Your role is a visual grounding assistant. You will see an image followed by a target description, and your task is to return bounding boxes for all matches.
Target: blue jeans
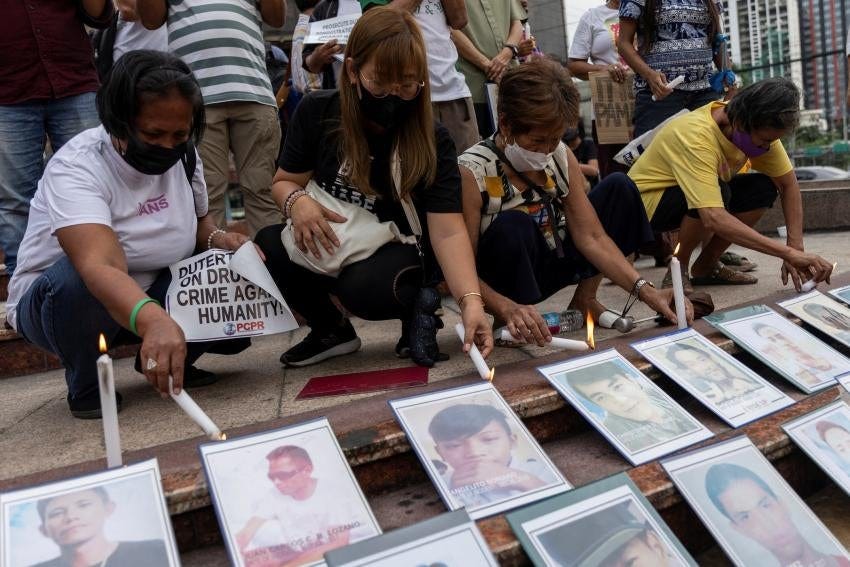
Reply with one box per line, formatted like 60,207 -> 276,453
0,92 -> 100,275
15,257 -> 249,403
632,87 -> 719,138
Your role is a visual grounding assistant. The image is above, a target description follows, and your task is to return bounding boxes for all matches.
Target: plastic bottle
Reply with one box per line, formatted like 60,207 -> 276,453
541,309 -> 583,334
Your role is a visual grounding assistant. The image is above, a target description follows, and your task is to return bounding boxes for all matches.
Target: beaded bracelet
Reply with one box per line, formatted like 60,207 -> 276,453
284,189 -> 309,219
129,298 -> 161,336
207,228 -> 226,250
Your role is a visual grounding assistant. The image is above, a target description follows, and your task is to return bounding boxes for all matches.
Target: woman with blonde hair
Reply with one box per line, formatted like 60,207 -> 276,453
256,7 -> 492,368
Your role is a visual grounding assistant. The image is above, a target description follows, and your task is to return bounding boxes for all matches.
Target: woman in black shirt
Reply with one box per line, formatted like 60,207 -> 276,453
255,7 -> 492,368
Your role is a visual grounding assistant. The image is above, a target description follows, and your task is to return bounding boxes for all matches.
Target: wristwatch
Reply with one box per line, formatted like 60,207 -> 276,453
634,278 -> 655,299
504,43 -> 519,59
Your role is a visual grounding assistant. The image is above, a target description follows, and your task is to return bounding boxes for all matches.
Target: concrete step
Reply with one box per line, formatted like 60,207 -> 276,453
756,181 -> 850,234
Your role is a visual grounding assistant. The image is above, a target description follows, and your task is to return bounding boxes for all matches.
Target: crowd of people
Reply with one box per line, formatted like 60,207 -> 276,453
2,0 -> 835,418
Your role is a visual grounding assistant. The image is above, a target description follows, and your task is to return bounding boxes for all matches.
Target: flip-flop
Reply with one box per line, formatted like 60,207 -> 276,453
691,263 -> 758,286
719,251 -> 758,272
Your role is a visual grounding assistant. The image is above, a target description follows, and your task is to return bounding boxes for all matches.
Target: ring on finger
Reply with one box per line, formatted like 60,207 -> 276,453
146,357 -> 158,371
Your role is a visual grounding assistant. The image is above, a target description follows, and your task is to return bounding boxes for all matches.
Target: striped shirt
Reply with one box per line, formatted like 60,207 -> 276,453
167,0 -> 276,107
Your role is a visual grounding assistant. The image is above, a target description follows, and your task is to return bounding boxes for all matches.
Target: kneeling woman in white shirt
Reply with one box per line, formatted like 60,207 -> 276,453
6,51 -> 253,418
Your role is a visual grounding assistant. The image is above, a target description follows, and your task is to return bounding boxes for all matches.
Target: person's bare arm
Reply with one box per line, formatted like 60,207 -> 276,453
562,149 -> 685,323
235,518 -> 267,552
137,0 -> 167,29
486,20 -> 523,80
617,18 -> 671,99
451,29 -> 491,71
258,0 -> 285,27
81,0 -> 112,20
567,59 -> 609,81
442,0 -> 468,29
579,159 -> 599,178
56,224 -> 188,393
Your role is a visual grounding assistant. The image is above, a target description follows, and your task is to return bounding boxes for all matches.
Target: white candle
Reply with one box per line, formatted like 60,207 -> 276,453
169,376 -> 224,440
455,323 -> 492,380
96,335 -> 122,468
498,329 -> 589,351
800,279 -> 817,292
669,253 -> 688,330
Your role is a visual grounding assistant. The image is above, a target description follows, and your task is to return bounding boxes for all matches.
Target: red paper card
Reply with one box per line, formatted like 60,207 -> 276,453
296,366 -> 429,399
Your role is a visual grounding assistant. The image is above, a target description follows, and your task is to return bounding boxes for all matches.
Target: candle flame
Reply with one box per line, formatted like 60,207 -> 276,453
98,333 -> 107,354
487,368 -> 495,382
586,313 -> 596,349
218,433 -> 227,441
673,243 -> 681,256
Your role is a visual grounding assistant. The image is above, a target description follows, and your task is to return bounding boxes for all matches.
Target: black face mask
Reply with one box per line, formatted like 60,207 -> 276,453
120,135 -> 188,175
358,87 -> 415,130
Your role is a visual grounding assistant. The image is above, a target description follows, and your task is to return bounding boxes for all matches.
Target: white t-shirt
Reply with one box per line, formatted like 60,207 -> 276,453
113,15 -> 169,62
413,0 -> 471,102
247,481 -> 378,555
6,126 -> 207,330
567,5 -> 621,66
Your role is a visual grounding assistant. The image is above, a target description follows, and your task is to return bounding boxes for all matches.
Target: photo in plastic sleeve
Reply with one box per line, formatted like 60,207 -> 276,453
631,329 -> 794,428
829,285 -> 850,307
389,382 -> 570,519
507,472 -> 696,567
662,436 -> 850,567
705,305 -> 850,394
323,509 -> 496,567
199,418 -> 381,567
537,348 -> 713,465
0,459 -> 179,567
783,400 -> 850,498
778,291 -> 850,350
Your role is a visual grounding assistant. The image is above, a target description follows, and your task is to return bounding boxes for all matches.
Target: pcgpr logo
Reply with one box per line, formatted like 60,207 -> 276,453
223,322 -> 236,336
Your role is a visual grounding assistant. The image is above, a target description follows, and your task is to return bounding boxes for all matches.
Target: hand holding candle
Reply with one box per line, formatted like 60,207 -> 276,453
455,323 -> 494,381
169,376 -> 226,440
96,334 -> 122,468
497,312 -> 595,350
800,262 -> 837,292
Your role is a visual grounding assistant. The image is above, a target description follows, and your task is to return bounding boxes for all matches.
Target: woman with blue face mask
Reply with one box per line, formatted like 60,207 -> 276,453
628,77 -> 833,292
6,50 -> 253,419
458,59 -> 688,345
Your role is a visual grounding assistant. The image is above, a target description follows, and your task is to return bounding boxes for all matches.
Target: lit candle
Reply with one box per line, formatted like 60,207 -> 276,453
669,244 -> 688,330
455,323 -> 493,381
96,334 -> 122,468
497,328 -> 590,351
169,376 -> 225,441
586,312 -> 596,350
801,262 -> 838,292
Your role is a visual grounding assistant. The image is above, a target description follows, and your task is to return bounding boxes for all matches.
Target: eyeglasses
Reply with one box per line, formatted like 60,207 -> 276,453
267,468 -> 306,482
359,72 -> 424,100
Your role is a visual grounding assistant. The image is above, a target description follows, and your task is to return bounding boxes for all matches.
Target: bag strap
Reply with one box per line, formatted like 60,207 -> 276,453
390,151 -> 422,237
182,140 -> 197,187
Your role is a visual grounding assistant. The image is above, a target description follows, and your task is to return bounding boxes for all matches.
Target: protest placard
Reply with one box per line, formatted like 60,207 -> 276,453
589,71 -> 635,144
165,243 -> 299,342
304,14 -> 360,45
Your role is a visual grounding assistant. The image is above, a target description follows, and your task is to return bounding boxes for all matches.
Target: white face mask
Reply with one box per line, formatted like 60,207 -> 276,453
503,140 -> 552,172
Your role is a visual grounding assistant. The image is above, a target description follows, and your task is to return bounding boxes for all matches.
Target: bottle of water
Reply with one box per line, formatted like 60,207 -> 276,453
541,309 -> 583,334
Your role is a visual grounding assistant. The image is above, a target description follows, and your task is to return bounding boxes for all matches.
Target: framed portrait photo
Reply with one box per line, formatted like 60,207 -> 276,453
0,459 -> 179,567
778,291 -> 850,350
537,348 -> 713,465
323,509 -> 496,567
199,418 -> 381,567
705,305 -> 850,394
662,436 -> 850,567
389,382 -> 570,519
630,329 -> 794,428
783,400 -> 850,497
828,285 -> 850,307
507,472 -> 696,567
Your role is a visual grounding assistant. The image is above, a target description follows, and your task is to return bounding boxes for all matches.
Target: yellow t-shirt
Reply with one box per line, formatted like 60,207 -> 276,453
628,101 -> 793,219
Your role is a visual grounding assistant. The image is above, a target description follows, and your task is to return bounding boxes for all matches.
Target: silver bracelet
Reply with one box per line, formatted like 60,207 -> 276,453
207,228 -> 227,250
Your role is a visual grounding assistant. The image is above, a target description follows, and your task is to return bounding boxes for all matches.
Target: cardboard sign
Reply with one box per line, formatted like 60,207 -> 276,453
165,243 -> 298,342
589,71 -> 635,144
304,14 -> 360,45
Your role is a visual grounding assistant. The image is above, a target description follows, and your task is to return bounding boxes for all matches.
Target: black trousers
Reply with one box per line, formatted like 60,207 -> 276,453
649,172 -> 779,232
476,172 -> 654,305
255,226 -> 424,332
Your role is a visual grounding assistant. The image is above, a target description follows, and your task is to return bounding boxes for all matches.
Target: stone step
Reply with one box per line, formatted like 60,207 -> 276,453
756,181 -> 850,234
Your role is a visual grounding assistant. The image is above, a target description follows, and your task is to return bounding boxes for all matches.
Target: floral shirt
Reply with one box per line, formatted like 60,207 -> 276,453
620,0 -> 718,92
